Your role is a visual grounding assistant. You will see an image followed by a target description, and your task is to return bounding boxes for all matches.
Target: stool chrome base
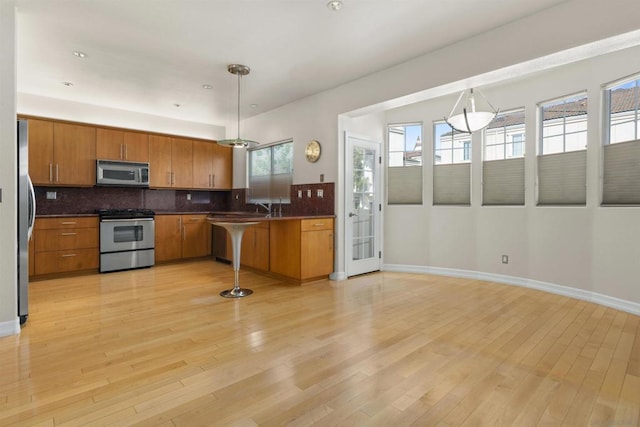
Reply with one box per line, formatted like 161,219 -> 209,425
220,288 -> 253,298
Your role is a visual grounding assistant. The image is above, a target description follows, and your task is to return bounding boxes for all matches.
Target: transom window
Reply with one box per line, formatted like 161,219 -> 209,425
484,108 -> 526,160
539,92 -> 588,154
605,76 -> 640,144
434,121 -> 470,164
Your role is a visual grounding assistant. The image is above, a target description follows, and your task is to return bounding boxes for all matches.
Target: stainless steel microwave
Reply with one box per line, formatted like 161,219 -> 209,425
96,159 -> 149,187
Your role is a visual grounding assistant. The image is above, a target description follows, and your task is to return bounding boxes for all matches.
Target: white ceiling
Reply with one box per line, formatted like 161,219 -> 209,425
15,0 -> 567,127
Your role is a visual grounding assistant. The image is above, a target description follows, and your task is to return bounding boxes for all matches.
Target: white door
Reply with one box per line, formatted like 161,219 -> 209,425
345,133 -> 381,277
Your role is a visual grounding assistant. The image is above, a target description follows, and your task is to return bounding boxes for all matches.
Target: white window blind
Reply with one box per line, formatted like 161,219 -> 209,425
537,151 -> 586,205
483,158 -> 525,205
603,139 -> 640,205
388,167 -> 422,204
433,163 -> 471,205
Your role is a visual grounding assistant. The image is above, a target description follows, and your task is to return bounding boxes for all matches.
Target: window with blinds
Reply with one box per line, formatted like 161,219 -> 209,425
537,93 -> 587,206
387,123 -> 423,205
603,75 -> 640,205
247,140 -> 293,203
483,108 -> 526,205
433,121 -> 470,205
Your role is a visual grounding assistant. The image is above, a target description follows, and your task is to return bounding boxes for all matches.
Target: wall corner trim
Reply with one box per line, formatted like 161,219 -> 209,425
382,264 -> 640,316
0,318 -> 20,338
330,271 -> 348,281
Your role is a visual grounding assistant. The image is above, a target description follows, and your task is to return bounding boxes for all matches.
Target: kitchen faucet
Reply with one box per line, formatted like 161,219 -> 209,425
255,202 -> 272,217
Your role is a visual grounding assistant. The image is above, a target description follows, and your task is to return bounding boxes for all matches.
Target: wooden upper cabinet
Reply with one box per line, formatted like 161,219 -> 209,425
123,132 -> 149,162
149,135 -> 172,187
27,119 -> 55,185
192,140 -> 214,189
212,143 -> 233,190
171,138 -> 193,189
97,128 -> 149,162
52,122 -> 96,186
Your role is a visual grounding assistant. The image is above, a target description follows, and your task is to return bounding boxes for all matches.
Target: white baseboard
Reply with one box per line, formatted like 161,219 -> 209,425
383,264 -> 640,316
0,318 -> 20,338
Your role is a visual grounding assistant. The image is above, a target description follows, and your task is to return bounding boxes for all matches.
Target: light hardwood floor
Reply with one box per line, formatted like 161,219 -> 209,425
1,260 -> 639,426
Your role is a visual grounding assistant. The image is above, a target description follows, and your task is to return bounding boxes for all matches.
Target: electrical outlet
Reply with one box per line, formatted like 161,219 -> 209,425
46,191 -> 57,200
502,255 -> 509,264
307,189 -> 312,198
186,193 -> 191,201
298,190 -> 303,198
317,189 -> 323,198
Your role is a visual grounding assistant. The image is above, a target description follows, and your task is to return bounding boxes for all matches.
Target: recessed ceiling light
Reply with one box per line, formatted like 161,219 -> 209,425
62,82 -> 74,87
327,1 -> 342,11
174,103 -> 182,108
202,84 -> 212,90
73,51 -> 87,58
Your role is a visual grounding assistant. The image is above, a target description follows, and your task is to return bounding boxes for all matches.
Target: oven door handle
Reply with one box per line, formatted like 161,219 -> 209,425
100,218 -> 155,222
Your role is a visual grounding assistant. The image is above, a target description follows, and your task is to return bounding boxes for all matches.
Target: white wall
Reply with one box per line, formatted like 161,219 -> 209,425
18,93 -> 225,140
384,45 -> 640,308
0,1 -> 19,335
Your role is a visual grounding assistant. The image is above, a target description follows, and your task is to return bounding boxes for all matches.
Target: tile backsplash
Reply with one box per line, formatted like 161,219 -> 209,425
35,187 -> 230,215
230,182 -> 334,216
35,182 -> 335,216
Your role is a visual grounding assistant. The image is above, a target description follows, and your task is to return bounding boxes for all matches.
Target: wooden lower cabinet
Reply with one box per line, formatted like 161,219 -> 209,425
239,222 -> 269,271
32,217 -> 99,276
155,214 -> 211,262
269,218 -> 334,282
182,215 -> 211,258
154,215 -> 183,262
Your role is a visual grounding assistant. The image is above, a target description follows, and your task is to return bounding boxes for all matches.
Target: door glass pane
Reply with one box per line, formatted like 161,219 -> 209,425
352,146 -> 375,261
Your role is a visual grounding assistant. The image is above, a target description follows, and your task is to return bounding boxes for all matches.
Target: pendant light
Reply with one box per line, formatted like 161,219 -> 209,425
217,64 -> 259,148
444,88 -> 499,134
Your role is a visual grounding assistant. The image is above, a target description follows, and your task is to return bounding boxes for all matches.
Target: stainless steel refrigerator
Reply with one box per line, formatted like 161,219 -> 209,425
17,119 -> 36,325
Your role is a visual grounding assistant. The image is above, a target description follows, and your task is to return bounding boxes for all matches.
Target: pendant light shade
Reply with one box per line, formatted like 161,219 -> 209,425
217,64 -> 259,148
445,88 -> 499,134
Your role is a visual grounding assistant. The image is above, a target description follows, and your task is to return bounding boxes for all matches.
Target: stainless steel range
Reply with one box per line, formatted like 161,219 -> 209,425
98,209 -> 155,273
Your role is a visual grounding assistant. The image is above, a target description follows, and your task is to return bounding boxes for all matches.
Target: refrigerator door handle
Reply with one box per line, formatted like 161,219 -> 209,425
27,175 -> 36,240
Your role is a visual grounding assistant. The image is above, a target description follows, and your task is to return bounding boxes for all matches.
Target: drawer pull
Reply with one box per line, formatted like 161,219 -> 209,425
61,222 -> 77,225
313,223 -> 325,227
60,232 -> 77,236
61,254 -> 77,257
189,218 -> 201,221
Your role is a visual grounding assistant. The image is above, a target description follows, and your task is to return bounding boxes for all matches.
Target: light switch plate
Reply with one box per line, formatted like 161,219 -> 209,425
307,189 -> 312,198
298,190 -> 303,198
46,191 -> 57,200
317,189 -> 323,198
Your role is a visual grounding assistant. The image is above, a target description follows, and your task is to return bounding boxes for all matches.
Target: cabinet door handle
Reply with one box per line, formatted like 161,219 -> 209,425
171,172 -> 175,185
61,221 -> 77,225
55,164 -> 59,182
212,174 -> 215,188
49,164 -> 53,182
124,144 -> 128,160
120,144 -> 124,160
182,225 -> 186,240
60,232 -> 77,236
61,253 -> 77,258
